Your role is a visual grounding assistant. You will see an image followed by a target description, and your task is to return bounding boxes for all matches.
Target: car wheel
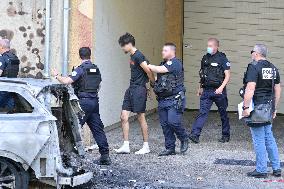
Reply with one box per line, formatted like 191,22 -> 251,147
0,158 -> 28,189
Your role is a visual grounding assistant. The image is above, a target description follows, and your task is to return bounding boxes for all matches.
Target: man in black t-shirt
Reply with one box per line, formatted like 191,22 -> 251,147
115,33 -> 155,155
242,44 -> 281,178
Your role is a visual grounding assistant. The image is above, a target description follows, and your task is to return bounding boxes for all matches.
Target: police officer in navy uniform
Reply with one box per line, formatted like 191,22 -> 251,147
148,43 -> 189,156
0,39 -> 20,111
52,47 -> 111,165
189,38 -> 231,144
242,44 -> 281,178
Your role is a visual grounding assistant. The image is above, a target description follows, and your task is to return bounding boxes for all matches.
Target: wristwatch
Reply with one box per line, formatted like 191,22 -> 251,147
242,106 -> 249,110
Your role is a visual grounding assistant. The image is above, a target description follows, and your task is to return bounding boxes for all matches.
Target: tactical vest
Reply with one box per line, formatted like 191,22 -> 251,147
243,60 -> 276,103
1,51 -> 20,78
73,63 -> 102,95
154,69 -> 184,98
200,58 -> 225,88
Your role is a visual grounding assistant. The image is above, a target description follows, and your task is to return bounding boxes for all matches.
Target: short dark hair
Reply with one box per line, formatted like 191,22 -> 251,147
118,32 -> 135,47
164,42 -> 176,52
79,47 -> 91,60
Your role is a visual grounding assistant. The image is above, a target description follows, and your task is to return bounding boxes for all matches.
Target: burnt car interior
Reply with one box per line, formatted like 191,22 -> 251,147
48,86 -> 85,167
0,92 -> 34,114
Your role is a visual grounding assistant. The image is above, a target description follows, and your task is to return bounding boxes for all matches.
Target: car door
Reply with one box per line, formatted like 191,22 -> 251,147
0,87 -> 55,166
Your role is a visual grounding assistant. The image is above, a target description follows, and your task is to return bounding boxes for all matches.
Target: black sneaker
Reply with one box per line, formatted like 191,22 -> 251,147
180,139 -> 189,154
218,136 -> 230,143
158,149 -> 176,156
95,154 -> 111,165
247,170 -> 268,178
273,169 -> 282,177
188,134 -> 199,144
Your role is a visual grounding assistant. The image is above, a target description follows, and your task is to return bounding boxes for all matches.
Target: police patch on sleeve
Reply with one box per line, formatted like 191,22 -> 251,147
226,62 -> 231,67
167,61 -> 172,66
71,71 -> 77,77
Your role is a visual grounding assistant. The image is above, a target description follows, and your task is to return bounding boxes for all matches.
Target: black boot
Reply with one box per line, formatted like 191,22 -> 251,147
95,154 -> 111,165
158,149 -> 176,156
247,170 -> 268,178
188,134 -> 199,144
273,169 -> 282,177
218,136 -> 230,143
180,139 -> 189,154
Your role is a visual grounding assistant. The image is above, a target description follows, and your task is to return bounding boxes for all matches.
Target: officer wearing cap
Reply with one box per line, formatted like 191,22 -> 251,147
242,44 -> 281,178
0,39 -> 20,112
148,43 -> 189,156
51,47 -> 111,165
189,38 -> 231,144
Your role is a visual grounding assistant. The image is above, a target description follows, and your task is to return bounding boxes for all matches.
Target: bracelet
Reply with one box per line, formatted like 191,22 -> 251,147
242,106 -> 249,110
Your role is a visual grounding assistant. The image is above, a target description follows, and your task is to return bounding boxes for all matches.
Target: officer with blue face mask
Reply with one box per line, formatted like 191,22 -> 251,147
189,38 -> 231,143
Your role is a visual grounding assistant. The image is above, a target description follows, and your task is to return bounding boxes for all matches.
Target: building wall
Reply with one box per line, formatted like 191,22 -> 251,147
0,0 -> 64,78
0,0 -> 46,78
165,0 -> 183,58
95,0 -> 165,126
69,0 -> 94,71
183,0 -> 284,112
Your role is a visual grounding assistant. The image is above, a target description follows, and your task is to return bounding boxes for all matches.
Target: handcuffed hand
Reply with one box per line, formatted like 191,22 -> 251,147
147,87 -> 153,100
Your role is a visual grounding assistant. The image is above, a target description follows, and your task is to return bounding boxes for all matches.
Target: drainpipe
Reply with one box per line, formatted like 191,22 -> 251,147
44,0 -> 51,78
62,0 -> 70,76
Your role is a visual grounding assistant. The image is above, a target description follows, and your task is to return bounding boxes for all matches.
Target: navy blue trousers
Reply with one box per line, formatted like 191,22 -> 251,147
191,89 -> 230,137
79,97 -> 109,155
158,98 -> 188,150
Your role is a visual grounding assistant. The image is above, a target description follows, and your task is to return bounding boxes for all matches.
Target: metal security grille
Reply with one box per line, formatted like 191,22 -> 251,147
183,0 -> 284,112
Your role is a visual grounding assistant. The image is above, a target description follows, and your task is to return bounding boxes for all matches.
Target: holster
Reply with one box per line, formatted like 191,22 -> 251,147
174,91 -> 185,112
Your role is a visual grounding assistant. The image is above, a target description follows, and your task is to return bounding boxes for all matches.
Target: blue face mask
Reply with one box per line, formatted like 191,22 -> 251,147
207,47 -> 214,54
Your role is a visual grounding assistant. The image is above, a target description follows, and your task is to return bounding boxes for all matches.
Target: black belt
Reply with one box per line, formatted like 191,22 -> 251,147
157,91 -> 184,101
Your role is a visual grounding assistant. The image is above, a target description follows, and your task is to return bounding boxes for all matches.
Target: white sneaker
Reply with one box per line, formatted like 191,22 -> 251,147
85,144 -> 99,151
135,143 -> 150,155
114,141 -> 130,154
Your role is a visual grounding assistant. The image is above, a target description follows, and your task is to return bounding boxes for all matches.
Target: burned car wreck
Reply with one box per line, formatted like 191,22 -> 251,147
0,78 -> 93,188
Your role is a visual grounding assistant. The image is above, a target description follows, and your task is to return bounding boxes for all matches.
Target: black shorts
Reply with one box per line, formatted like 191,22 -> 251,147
122,85 -> 147,113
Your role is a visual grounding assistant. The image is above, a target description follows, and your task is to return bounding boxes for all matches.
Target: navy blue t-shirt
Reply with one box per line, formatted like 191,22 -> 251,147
129,50 -> 149,86
69,60 -> 98,98
159,57 -> 185,93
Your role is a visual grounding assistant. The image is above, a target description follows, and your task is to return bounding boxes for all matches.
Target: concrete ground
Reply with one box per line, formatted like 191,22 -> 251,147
87,111 -> 284,189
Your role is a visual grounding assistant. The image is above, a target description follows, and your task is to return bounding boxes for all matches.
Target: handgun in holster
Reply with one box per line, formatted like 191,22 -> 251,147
175,91 -> 185,111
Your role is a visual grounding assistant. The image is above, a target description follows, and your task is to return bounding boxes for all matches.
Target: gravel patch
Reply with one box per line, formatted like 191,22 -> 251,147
82,111 -> 284,189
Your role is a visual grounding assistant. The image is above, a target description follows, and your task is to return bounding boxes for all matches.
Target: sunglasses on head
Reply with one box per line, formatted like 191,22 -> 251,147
251,50 -> 255,54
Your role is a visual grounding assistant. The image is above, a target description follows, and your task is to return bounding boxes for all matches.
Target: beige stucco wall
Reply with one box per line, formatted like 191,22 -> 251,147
95,0 -> 166,126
